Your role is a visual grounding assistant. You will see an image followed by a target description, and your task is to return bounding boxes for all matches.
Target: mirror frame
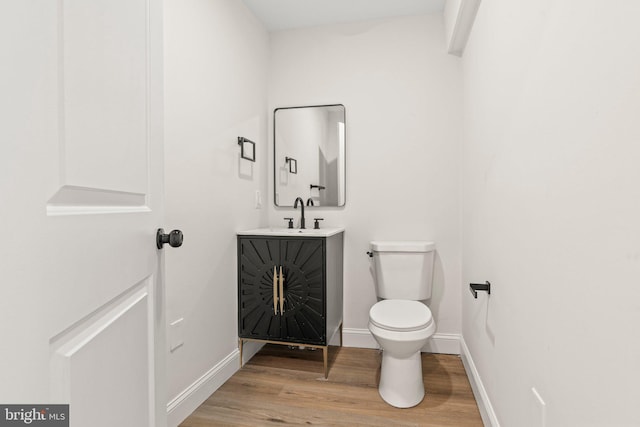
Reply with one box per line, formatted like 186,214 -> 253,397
273,104 -> 346,207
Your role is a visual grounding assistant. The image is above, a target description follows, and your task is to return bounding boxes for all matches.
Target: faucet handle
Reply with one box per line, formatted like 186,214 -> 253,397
284,218 -> 294,229
313,218 -> 324,229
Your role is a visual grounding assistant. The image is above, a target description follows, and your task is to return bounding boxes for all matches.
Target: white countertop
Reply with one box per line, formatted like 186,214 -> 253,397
237,227 -> 344,237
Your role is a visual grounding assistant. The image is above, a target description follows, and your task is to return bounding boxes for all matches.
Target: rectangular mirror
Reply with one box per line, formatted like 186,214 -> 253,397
274,104 -> 346,207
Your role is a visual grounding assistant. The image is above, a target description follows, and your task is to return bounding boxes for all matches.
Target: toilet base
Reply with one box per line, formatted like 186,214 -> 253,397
378,350 -> 425,408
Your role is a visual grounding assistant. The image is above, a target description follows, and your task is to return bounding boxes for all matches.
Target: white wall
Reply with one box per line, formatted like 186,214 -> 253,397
267,15 -> 463,348
164,0 -> 268,423
462,1 -> 640,425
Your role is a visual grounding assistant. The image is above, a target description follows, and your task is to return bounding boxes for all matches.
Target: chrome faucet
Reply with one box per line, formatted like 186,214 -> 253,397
293,197 -> 306,229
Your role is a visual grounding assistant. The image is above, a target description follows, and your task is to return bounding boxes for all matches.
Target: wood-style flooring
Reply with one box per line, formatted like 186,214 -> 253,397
180,345 -> 483,426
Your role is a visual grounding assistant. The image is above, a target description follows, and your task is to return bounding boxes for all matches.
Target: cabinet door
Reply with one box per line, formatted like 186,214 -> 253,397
238,238 -> 281,340
280,239 -> 326,345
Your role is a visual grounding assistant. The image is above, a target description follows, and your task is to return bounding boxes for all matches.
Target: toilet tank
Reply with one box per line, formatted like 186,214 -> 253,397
370,241 -> 435,300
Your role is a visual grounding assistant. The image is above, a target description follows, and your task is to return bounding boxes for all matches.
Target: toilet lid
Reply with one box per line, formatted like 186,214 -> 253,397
369,300 -> 433,332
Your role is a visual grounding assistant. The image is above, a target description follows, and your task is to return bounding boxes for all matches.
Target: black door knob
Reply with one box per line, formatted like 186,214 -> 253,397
156,228 -> 183,249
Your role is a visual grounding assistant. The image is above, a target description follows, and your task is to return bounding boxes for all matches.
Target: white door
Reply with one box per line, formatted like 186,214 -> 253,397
0,1 -> 167,426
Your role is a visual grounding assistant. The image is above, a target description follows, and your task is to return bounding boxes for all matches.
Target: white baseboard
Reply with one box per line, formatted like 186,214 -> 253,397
422,332 -> 460,354
166,350 -> 236,427
342,328 -> 461,355
342,327 -> 378,348
460,337 -> 500,427
166,342 -> 264,427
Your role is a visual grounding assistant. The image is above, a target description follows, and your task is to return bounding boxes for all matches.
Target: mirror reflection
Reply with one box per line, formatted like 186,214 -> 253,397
274,104 -> 346,207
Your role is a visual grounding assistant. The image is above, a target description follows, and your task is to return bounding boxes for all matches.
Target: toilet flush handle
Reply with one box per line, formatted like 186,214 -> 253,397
366,251 -> 373,257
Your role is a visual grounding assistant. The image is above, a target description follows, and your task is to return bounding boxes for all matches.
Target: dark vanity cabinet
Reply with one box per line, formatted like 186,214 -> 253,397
237,232 -> 343,377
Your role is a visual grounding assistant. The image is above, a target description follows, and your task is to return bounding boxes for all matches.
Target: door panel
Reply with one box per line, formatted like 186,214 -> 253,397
50,281 -> 152,427
58,0 -> 148,194
48,0 -> 151,214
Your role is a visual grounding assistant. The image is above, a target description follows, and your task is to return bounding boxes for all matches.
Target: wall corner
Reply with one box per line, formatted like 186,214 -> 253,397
444,0 -> 481,56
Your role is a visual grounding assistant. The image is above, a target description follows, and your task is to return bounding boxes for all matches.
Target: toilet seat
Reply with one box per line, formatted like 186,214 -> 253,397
369,299 -> 433,332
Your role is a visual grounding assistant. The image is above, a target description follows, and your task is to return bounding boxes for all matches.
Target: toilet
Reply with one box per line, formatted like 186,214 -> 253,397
368,241 -> 436,408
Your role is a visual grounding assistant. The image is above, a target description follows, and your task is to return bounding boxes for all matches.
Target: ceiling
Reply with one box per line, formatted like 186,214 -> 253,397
242,0 -> 446,31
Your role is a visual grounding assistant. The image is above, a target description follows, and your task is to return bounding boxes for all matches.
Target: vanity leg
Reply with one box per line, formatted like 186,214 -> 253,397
238,339 -> 244,368
339,323 -> 343,347
323,346 -> 328,379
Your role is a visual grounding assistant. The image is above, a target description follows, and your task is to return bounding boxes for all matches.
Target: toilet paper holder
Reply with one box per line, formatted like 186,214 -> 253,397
469,281 -> 491,298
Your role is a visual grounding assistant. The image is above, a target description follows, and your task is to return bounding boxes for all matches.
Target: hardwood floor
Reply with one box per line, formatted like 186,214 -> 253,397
180,345 -> 483,426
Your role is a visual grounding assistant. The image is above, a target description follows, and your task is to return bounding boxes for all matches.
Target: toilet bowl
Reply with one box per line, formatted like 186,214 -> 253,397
368,299 -> 436,408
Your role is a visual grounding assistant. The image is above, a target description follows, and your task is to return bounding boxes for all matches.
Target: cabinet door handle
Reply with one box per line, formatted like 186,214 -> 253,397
279,266 -> 285,314
273,266 -> 278,314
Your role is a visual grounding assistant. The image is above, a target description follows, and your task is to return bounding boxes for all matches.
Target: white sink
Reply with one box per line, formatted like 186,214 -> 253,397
237,227 -> 344,237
